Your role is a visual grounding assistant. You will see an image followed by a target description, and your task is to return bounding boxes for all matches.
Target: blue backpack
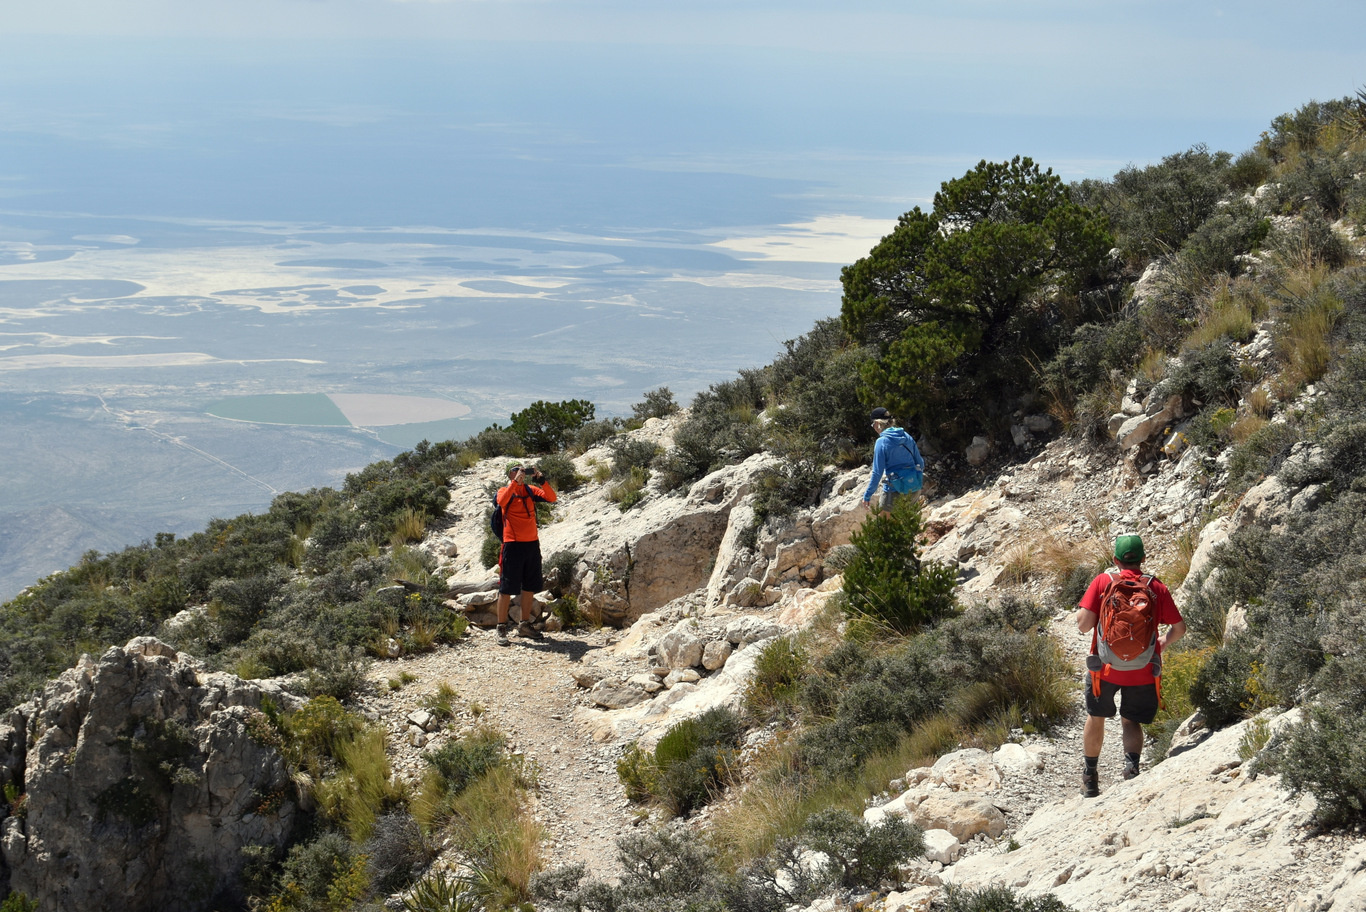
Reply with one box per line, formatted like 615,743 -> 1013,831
885,441 -> 924,494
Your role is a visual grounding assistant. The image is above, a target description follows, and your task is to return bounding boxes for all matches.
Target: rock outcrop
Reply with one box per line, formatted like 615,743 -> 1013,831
0,638 -> 298,912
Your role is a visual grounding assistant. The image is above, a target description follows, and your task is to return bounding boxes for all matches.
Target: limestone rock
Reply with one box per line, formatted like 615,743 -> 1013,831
0,639 -> 296,912
728,577 -> 765,608
568,455 -> 769,626
993,743 -> 1044,774
922,827 -> 962,865
725,616 -> 781,648
572,666 -> 609,689
701,640 -> 733,671
588,678 -> 650,709
1115,395 -> 1181,450
909,749 -> 1003,793
407,709 -> 439,732
883,886 -> 938,912
656,621 -> 705,669
1305,843 -> 1366,912
965,436 -> 991,466
1166,711 -> 1210,759
1233,474 -> 1292,531
911,792 -> 1007,841
944,713 -> 1318,911
663,668 -> 701,688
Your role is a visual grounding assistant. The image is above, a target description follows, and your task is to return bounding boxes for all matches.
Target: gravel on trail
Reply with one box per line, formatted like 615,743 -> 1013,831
360,623 -> 638,880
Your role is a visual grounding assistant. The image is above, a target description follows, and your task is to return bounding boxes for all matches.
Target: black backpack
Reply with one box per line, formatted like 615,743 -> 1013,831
489,487 -> 550,540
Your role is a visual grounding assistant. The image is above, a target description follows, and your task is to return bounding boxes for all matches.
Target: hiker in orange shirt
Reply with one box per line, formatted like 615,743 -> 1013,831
494,462 -> 557,646
1075,533 -> 1185,797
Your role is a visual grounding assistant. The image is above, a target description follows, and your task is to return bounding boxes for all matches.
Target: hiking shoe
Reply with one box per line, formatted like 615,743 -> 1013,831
1081,763 -> 1100,798
1122,758 -> 1141,781
517,621 -> 543,641
496,624 -> 510,647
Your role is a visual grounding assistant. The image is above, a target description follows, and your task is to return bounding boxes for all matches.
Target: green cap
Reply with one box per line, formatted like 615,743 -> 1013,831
505,461 -> 523,473
1114,534 -> 1145,562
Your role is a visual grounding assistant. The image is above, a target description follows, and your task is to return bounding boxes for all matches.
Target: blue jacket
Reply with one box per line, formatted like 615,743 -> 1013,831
863,427 -> 924,502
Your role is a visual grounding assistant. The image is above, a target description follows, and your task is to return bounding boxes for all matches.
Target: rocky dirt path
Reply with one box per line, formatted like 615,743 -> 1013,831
358,624 -> 637,880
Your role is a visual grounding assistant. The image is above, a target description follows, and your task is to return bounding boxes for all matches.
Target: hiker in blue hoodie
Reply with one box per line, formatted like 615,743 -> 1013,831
862,406 -> 925,512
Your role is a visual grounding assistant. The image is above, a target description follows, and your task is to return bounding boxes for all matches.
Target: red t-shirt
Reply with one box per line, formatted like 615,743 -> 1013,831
1078,569 -> 1183,685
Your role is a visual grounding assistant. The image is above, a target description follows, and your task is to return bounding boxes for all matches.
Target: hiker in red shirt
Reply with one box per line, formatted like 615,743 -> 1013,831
1075,533 -> 1185,797
494,462 -> 557,647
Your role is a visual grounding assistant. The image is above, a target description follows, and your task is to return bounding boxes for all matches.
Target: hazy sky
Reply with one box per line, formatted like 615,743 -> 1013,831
5,2 -> 1364,213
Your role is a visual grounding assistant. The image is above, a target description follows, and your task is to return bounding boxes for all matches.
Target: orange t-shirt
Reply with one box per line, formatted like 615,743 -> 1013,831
496,481 -> 556,542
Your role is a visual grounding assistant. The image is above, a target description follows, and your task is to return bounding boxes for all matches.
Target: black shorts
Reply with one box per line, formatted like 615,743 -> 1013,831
499,541 -> 543,595
1084,679 -> 1159,724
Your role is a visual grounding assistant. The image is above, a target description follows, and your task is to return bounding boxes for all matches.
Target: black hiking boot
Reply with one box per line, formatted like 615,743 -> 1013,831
496,623 -> 510,647
1122,757 -> 1141,781
1081,762 -> 1100,798
517,620 -> 543,640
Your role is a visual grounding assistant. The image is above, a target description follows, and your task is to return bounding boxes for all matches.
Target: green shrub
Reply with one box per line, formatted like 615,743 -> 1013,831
268,832 -> 367,912
1259,705 -> 1366,827
470,426 -> 524,459
1101,144 -> 1233,263
801,807 -> 923,890
425,730 -> 506,796
509,399 -> 596,453
841,498 -> 957,635
751,457 -> 829,525
608,437 -> 660,478
208,570 -> 285,646
620,707 -> 746,818
797,638 -> 943,780
549,593 -> 584,629
1175,200 -> 1271,279
302,647 -> 370,701
764,318 -> 876,462
480,528 -> 502,570
571,418 -> 623,452
1226,149 -> 1274,192
745,637 -> 807,720
0,894 -> 39,912
412,727 -> 509,833
941,883 -> 1077,912
1164,342 -> 1240,408
1040,319 -> 1145,429
656,382 -> 768,491
1190,637 -> 1258,729
632,387 -> 679,421
535,453 -> 584,492
542,549 -> 581,596
608,465 -> 650,511
935,596 -> 1074,730
1226,419 -> 1301,492
653,707 -> 745,817
283,696 -> 366,778
616,743 -> 660,804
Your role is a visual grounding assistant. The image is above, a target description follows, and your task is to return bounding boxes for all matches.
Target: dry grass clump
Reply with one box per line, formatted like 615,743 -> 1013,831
1275,293 -> 1342,393
996,544 -> 1036,586
1185,278 -> 1261,350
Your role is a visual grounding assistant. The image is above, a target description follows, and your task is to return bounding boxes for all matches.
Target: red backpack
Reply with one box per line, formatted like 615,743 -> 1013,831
1087,569 -> 1165,707
1095,569 -> 1158,670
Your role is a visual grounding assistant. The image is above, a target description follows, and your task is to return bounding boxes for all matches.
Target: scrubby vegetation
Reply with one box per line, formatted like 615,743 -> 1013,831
2,90 -> 1365,908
